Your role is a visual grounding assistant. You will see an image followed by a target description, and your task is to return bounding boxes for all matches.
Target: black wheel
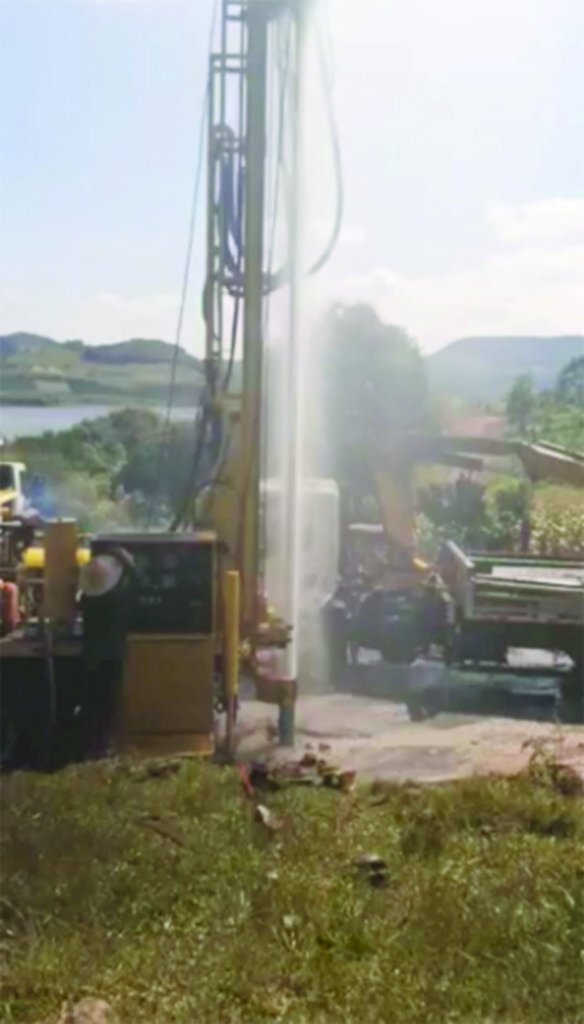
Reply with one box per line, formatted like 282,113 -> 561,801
381,640 -> 416,665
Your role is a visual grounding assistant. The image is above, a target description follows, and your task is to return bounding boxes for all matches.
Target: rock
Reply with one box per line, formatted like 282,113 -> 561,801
354,853 -> 390,888
48,999 -> 116,1024
255,803 -> 285,832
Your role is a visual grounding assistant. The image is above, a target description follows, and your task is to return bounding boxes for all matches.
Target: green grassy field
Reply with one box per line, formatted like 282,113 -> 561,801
1,756 -> 582,1024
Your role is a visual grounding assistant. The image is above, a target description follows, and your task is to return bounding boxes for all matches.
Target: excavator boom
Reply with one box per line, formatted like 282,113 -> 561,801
373,434 -> 584,566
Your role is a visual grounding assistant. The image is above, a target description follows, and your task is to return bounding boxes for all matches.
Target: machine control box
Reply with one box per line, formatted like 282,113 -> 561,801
92,532 -> 217,636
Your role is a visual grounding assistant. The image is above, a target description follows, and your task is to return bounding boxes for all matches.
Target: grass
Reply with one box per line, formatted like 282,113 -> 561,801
1,757 -> 583,1024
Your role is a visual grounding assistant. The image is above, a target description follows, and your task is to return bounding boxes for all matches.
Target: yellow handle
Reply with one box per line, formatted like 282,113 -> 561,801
22,546 -> 91,571
223,570 -> 241,698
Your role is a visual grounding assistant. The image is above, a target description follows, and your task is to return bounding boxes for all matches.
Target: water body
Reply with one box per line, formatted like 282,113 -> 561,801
0,404 -> 194,440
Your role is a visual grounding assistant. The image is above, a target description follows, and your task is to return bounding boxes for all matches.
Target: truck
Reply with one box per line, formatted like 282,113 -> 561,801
329,435 -> 584,685
438,543 -> 584,675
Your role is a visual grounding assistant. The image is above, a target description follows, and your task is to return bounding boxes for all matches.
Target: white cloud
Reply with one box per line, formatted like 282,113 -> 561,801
3,202 -> 582,355
488,198 -> 584,246
0,287 -> 205,349
338,224 -> 366,247
8,0 -> 169,5
323,200 -> 584,351
93,290 -> 181,341
97,290 -> 176,313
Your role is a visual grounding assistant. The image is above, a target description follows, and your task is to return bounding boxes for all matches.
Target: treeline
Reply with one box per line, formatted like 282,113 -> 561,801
82,339 -> 199,367
7,409 -> 202,531
6,307 -> 582,552
506,355 -> 584,450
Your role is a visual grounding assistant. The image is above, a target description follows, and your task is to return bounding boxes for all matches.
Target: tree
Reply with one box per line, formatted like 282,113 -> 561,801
556,355 -> 584,407
506,375 -> 536,437
320,303 -> 431,521
511,357 -> 584,451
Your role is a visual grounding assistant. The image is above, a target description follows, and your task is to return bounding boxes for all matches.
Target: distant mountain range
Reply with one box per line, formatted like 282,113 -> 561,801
0,332 -> 198,366
427,335 -> 584,402
1,331 -> 583,407
0,332 -> 206,407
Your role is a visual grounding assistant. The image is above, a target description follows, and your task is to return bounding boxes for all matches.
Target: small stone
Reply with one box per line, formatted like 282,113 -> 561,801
53,999 -> 116,1024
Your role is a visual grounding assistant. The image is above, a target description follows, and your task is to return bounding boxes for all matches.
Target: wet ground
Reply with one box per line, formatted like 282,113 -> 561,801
336,650 -> 583,725
236,651 -> 584,784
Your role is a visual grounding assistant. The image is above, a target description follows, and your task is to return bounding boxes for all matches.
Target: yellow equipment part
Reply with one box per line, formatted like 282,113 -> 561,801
222,569 -> 241,756
373,434 -> 584,577
373,468 -> 416,564
43,520 -> 78,627
90,531 -> 222,759
0,489 -> 19,519
118,635 -> 215,757
22,545 -> 91,570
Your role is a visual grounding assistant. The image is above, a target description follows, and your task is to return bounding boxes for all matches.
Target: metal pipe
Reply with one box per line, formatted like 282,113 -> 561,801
240,0 -> 269,628
278,698 -> 295,746
277,3 -> 308,743
205,54 -> 217,375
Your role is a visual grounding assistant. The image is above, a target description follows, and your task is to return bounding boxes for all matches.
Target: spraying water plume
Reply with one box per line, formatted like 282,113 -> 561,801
262,0 -> 343,692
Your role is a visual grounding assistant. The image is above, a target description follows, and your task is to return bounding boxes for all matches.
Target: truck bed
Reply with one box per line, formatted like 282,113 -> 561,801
440,544 -> 584,626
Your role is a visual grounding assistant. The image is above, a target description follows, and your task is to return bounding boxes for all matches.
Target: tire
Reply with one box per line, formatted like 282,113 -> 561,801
381,641 -> 416,666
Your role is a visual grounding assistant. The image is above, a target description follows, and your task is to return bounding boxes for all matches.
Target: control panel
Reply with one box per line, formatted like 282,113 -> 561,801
91,533 -> 216,635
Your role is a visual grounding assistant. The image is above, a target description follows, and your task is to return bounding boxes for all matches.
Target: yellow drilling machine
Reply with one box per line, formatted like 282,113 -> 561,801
0,0 -> 321,769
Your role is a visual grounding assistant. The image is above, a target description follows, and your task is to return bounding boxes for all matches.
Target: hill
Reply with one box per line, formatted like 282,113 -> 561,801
427,335 -> 584,402
3,330 -> 583,408
0,332 -> 203,406
0,332 -> 198,366
0,331 -> 61,359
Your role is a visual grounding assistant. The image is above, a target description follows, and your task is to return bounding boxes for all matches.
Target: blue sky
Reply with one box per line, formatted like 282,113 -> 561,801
1,0 -> 583,351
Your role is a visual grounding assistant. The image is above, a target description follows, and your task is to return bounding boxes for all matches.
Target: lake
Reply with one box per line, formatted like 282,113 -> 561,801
0,404 -> 194,440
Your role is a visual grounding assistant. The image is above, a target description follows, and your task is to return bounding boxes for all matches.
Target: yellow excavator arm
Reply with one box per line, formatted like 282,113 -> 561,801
422,437 -> 584,488
373,435 -> 584,570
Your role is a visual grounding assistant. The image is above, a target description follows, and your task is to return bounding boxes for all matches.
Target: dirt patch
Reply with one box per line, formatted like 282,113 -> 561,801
236,695 -> 584,784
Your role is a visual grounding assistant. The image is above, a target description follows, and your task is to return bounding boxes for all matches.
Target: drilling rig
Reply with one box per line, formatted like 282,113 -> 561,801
1,0 -> 338,768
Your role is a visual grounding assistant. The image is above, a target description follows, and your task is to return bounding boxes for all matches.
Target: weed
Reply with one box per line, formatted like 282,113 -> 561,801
1,760 -> 582,1023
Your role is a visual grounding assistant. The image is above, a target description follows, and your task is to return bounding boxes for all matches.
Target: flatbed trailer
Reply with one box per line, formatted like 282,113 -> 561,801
439,542 -> 584,679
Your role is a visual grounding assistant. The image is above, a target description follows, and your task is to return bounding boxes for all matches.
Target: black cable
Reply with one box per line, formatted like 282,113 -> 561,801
148,0 -> 219,528
222,13 -> 247,394
170,390 -> 212,532
175,4 -> 246,523
148,104 -> 207,526
222,15 -> 343,297
175,6 -> 343,530
43,627 -> 57,767
222,294 -> 240,392
307,23 -> 344,275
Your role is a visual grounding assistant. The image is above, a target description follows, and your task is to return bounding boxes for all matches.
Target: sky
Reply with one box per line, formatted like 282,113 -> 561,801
0,0 -> 583,353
